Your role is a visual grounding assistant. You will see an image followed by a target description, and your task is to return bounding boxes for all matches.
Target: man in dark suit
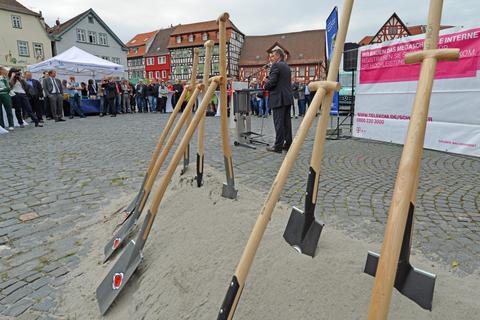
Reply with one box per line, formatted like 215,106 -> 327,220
44,70 -> 66,122
24,71 -> 44,122
264,49 -> 293,153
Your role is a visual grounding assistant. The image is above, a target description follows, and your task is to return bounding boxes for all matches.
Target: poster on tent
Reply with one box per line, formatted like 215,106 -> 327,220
353,26 -> 480,157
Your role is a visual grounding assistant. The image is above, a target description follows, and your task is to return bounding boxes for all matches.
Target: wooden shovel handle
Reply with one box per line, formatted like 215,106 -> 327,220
142,78 -> 221,240
367,1 -> 457,319
218,11 -> 233,165
138,49 -> 201,210
197,40 -> 215,158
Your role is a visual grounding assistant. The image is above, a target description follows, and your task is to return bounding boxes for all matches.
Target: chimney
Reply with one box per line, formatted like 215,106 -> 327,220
55,18 -> 60,26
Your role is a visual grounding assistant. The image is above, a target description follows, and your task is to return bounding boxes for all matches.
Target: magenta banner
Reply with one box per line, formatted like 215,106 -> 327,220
359,28 -> 480,84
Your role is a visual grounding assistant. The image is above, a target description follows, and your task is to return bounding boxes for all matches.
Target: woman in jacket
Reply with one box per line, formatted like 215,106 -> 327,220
0,66 -> 15,130
8,68 -> 41,127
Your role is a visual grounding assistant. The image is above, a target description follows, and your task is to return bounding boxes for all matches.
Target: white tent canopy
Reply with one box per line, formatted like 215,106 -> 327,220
27,46 -> 125,79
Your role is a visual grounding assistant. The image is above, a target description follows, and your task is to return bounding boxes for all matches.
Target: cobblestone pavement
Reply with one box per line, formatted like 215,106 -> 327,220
0,113 -> 479,318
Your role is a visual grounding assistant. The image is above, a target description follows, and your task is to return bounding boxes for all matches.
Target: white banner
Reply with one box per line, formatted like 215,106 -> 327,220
353,26 -> 480,157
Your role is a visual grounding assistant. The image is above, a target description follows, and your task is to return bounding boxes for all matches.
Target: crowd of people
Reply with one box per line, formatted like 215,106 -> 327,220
0,66 -> 202,130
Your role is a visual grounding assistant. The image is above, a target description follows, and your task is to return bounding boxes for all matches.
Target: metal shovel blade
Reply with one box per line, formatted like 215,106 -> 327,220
283,207 -> 324,257
103,206 -> 141,262
196,153 -> 204,187
364,251 -> 436,310
221,157 -> 237,199
97,210 -> 152,315
180,144 -> 190,175
96,238 -> 143,315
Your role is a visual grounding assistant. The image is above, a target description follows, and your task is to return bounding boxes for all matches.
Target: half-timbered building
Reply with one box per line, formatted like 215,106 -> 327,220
167,19 -> 244,81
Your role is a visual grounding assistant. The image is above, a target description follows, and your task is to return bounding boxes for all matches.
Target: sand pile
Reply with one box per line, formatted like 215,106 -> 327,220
59,166 -> 480,319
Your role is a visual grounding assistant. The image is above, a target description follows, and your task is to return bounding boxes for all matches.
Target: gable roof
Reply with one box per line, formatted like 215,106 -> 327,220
358,12 -> 454,45
0,0 -> 39,16
126,30 -> 158,58
145,27 -> 176,56
48,8 -> 127,50
240,29 -> 326,66
170,19 -> 243,36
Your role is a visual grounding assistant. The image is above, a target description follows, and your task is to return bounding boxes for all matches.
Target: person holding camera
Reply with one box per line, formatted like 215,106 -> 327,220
8,68 -> 41,127
0,66 -> 15,130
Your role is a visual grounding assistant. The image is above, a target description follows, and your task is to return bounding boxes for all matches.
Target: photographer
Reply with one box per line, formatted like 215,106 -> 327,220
8,68 -> 41,127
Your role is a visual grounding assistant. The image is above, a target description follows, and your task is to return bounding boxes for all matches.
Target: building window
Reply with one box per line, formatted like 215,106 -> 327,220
143,71 -> 146,78
188,34 -> 194,42
99,33 -> 108,46
101,56 -> 110,61
133,47 -> 138,54
148,71 -> 153,79
202,32 -> 208,41
17,40 -> 29,56
299,67 -> 306,77
88,31 -> 97,44
76,28 -> 87,42
158,56 -> 166,64
155,71 -> 160,79
387,26 -> 398,34
161,70 -> 167,78
146,58 -> 154,66
176,36 -> 181,44
33,43 -> 44,59
88,16 -> 94,24
11,15 -> 22,28
111,57 -> 121,64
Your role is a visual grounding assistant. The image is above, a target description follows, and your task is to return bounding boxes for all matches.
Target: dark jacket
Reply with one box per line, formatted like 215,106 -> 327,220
264,61 -> 293,109
26,79 -> 44,98
88,83 -> 97,96
102,82 -> 117,99
43,77 -> 64,95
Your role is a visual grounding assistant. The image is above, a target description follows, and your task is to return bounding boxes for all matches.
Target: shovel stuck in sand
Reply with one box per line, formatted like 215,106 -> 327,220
216,1 -> 351,316
283,7 -> 350,255
96,76 -> 222,315
195,41 -> 215,187
103,49 -> 202,262
364,0 -> 459,318
218,14 -> 238,200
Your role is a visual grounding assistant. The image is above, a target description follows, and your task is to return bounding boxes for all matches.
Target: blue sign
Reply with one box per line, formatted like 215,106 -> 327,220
326,7 -> 339,116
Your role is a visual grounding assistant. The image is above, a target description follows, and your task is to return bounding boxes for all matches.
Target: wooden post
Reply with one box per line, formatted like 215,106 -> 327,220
367,0 -> 459,318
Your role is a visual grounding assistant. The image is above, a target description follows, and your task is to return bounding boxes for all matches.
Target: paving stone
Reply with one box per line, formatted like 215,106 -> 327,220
1,285 -> 33,304
1,280 -> 26,296
31,296 -> 58,312
1,298 -> 34,317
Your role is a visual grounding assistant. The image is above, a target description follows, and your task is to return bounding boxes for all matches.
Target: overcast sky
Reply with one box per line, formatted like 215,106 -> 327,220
23,0 -> 478,43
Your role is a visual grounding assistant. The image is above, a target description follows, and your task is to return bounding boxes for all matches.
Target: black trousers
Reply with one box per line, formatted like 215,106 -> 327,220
12,93 -> 38,125
272,105 -> 292,151
158,97 -> 167,113
106,98 -> 116,115
29,95 -> 43,120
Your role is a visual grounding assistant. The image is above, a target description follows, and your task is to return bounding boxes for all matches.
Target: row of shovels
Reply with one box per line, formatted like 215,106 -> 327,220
96,1 -> 460,318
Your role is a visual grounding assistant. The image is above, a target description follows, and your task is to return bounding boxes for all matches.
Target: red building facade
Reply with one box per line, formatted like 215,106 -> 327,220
144,27 -> 175,81
239,30 -> 326,84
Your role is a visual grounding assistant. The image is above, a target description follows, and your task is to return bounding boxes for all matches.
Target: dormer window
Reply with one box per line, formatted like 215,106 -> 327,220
188,34 -> 194,42
202,32 -> 208,41
176,36 -> 181,44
